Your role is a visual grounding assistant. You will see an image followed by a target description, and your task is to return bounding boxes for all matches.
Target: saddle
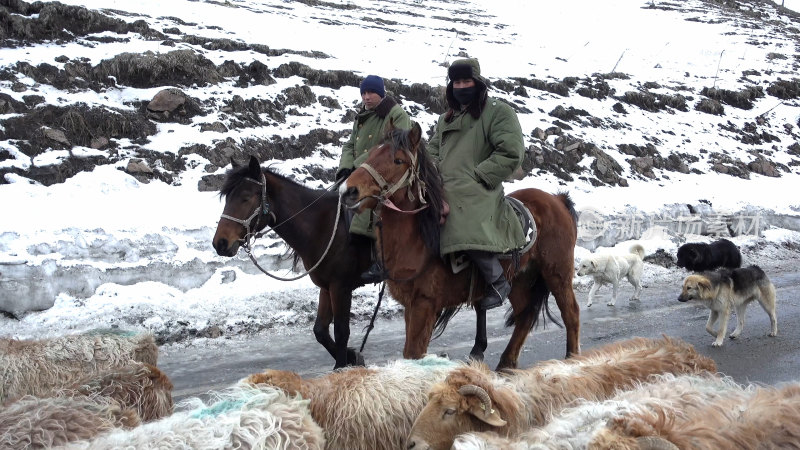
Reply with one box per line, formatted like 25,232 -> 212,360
449,196 -> 537,274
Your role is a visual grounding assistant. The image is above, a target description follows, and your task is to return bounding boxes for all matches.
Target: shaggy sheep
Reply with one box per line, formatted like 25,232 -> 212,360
407,336 -> 716,450
451,373 -> 745,449
0,362 -> 173,449
0,395 -> 140,450
597,381 -> 800,449
62,384 -> 325,450
55,361 -> 174,422
0,330 -> 159,403
244,354 -> 458,450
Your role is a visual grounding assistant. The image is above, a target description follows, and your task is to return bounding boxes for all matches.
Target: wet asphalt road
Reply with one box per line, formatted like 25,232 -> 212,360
160,270 -> 800,402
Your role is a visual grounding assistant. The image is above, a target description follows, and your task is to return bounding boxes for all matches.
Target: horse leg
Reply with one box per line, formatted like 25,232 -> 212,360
403,300 -> 437,359
312,288 -> 337,361
547,272 -> 582,358
330,284 -> 364,369
469,308 -> 487,361
497,271 -> 540,371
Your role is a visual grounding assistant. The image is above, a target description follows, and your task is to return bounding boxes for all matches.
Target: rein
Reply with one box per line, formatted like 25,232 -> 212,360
219,172 -> 342,281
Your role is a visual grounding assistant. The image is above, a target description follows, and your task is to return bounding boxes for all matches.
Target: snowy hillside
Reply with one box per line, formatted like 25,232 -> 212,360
1,0 -> 800,342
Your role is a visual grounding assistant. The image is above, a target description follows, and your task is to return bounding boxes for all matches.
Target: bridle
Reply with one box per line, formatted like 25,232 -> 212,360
359,146 -> 429,214
219,171 -> 342,281
219,172 -> 275,249
355,145 -> 435,284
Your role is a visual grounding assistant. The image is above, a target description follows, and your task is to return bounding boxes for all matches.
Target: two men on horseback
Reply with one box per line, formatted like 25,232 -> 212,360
428,58 -> 527,311
337,75 -> 411,283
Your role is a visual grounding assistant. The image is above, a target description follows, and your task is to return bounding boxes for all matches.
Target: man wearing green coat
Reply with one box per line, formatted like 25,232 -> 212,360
427,58 -> 527,310
336,75 -> 411,283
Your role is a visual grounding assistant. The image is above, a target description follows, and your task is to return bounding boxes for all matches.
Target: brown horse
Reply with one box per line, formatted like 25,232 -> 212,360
212,156 -> 373,369
341,123 -> 581,369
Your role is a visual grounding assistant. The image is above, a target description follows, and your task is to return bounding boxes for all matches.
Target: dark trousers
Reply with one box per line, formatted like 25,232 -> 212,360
465,250 -> 505,285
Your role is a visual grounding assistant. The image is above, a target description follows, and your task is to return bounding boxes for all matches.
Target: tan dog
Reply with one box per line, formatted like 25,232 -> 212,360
678,265 -> 777,347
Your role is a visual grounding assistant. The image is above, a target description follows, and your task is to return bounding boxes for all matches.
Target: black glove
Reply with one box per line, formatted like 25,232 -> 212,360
336,168 -> 354,181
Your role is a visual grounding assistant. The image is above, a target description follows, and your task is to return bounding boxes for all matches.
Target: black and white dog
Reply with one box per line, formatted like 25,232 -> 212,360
676,238 -> 741,272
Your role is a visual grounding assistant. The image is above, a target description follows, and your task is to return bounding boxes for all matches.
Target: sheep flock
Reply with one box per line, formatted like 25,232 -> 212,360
1,332 -> 799,449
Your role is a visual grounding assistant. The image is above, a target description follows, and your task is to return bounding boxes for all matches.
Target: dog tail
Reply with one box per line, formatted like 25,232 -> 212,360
629,243 -> 645,259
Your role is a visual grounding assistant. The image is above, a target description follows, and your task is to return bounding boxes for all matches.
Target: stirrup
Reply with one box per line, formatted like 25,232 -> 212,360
361,263 -> 388,284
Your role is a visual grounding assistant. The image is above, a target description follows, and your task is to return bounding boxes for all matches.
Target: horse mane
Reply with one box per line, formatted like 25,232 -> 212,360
385,128 -> 444,255
219,164 -> 255,199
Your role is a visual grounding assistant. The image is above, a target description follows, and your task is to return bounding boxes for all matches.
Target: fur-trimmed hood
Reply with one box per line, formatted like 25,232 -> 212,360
444,58 -> 488,121
359,95 -> 399,121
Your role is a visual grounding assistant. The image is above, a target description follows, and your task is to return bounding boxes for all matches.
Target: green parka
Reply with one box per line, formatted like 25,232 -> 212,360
428,58 -> 526,256
339,95 -> 411,236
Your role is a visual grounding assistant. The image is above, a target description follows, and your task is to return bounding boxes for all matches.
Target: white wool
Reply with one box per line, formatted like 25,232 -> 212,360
0,331 -> 157,403
63,384 -> 324,450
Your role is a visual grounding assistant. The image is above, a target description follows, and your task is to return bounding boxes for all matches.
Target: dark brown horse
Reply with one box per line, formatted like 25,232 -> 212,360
341,123 -> 581,370
212,156 -> 373,369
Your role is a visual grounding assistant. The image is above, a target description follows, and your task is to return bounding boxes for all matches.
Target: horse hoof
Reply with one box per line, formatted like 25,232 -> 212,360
468,352 -> 484,362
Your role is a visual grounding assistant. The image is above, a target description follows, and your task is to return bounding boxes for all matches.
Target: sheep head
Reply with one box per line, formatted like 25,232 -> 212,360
406,367 -> 509,450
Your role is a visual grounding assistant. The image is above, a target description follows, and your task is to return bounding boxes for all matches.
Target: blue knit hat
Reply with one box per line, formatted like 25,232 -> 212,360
359,75 -> 385,98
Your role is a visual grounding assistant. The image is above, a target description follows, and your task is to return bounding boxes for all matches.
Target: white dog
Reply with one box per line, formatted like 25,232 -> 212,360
577,244 -> 645,307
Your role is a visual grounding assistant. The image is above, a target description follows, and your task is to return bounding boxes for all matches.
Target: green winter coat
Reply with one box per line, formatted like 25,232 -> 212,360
428,58 -> 526,256
339,95 -> 411,237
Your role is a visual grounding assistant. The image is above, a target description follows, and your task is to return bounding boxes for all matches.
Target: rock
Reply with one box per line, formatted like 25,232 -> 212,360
198,174 -> 227,192
612,102 -> 628,114
200,122 -> 228,133
199,325 -> 223,339
630,156 -> 656,179
126,158 -> 153,174
0,94 -> 27,114
695,98 -> 725,115
90,137 -> 109,149
42,127 -> 70,146
147,88 -> 186,113
22,95 -> 45,107
643,248 -> 676,268
748,157 -> 780,177
146,88 -> 203,123
532,127 -> 547,140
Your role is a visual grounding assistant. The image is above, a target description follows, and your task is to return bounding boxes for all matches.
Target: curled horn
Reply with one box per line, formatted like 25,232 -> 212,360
635,436 -> 680,450
458,384 -> 493,414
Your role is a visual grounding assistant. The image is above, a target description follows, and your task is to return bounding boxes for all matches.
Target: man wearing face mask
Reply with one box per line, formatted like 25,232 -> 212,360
427,58 -> 526,310
337,75 -> 411,283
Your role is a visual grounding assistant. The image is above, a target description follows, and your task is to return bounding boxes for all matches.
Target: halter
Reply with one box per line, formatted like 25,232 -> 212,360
359,147 -> 428,213
219,170 -> 343,281
219,172 -> 275,248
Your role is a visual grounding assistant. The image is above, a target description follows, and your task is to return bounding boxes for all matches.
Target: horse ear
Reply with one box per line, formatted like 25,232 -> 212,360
248,155 -> 261,176
384,117 -> 397,137
409,122 -> 422,148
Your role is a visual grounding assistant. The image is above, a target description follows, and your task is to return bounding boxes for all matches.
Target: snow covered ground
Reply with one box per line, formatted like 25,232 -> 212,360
1,0 -> 800,344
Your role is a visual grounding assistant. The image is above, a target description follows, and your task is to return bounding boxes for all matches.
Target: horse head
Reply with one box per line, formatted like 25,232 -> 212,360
340,121 -> 425,213
341,120 -> 444,258
213,155 -> 274,257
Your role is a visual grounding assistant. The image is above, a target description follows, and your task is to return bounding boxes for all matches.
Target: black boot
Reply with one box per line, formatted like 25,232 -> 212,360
467,250 -> 511,311
360,241 -> 388,284
360,261 -> 388,283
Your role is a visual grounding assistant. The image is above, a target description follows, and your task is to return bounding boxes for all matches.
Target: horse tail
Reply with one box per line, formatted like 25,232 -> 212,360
504,275 -> 562,330
432,305 -> 462,339
557,191 -> 578,234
